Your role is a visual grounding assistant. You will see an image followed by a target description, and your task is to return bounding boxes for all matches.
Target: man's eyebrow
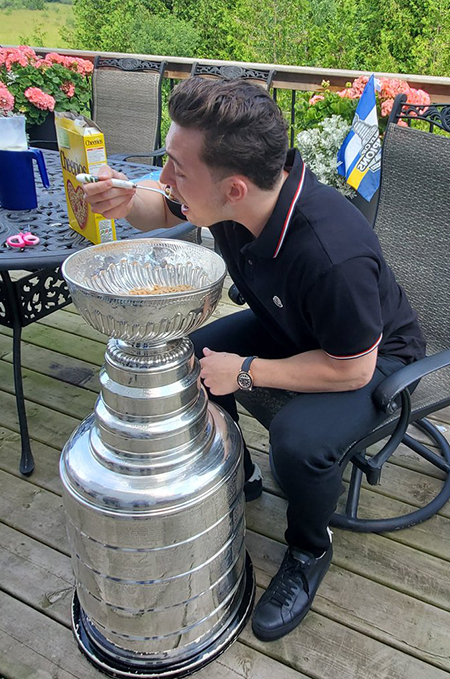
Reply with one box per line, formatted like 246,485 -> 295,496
166,150 -> 184,170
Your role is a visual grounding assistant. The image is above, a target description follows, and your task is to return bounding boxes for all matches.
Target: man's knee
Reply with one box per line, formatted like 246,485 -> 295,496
269,407 -> 337,477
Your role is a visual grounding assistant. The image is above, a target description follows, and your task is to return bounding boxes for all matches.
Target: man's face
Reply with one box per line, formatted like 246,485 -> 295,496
160,123 -> 229,227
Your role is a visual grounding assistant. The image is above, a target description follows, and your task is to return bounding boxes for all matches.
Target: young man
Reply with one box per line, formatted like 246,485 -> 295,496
83,77 -> 426,642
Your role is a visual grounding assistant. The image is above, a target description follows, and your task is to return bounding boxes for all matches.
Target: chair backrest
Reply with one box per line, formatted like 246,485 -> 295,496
388,93 -> 450,133
92,57 -> 166,162
374,112 -> 450,356
190,62 -> 274,90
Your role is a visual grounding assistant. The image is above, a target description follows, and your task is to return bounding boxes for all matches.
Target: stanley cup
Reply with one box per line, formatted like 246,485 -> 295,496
60,239 -> 255,678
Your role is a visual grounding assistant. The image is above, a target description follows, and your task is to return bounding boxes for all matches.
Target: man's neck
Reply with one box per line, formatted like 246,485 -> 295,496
234,170 -> 289,238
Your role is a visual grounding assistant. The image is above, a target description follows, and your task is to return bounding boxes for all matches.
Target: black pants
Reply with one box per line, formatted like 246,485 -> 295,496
191,309 -> 406,556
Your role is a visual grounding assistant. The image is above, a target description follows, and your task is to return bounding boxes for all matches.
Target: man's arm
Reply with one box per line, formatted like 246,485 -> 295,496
200,347 -> 378,396
82,165 -> 182,232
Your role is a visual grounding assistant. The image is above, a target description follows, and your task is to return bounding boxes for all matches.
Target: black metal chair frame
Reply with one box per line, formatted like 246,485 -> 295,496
92,56 -> 167,165
234,94 -> 450,533
190,63 -> 275,90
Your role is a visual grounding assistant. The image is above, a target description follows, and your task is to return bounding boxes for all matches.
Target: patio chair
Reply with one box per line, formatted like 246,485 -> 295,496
233,95 -> 450,532
92,56 -> 167,165
190,62 -> 275,90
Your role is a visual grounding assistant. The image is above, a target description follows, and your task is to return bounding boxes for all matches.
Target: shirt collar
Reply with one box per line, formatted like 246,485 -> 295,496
247,149 -> 307,259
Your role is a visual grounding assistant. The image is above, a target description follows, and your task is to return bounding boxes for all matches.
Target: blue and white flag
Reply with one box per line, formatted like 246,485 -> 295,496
337,74 -> 382,202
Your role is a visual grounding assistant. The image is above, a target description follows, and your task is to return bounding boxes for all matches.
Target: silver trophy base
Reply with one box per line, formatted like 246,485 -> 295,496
71,552 -> 255,679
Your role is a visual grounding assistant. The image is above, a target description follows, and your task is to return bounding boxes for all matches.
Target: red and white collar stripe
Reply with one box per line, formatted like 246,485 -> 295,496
273,162 -> 306,258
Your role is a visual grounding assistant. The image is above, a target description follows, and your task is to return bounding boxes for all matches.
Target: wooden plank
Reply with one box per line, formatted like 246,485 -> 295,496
2,508 -> 450,675
1,357 -> 449,532
241,588 -> 450,679
0,591 -> 306,679
0,324 -> 106,366
247,445 -> 450,528
245,489 -> 450,593
0,390 -> 81,452
0,360 -> 96,421
0,428 -> 62,491
0,586 -> 306,679
0,523 -> 74,626
2,461 -> 450,617
0,335 -> 100,392
247,532 -> 450,671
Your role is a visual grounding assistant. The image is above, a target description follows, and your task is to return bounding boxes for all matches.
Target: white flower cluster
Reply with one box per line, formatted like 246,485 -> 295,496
296,115 -> 357,198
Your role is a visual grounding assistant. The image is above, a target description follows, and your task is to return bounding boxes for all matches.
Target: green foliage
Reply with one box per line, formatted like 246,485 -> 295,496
23,0 -> 45,9
130,15 -> 200,57
67,0 -> 450,79
295,90 -> 358,131
71,0 -> 199,56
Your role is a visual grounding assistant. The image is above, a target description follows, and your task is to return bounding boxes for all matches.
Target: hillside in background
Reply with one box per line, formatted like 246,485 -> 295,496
0,2 -> 73,48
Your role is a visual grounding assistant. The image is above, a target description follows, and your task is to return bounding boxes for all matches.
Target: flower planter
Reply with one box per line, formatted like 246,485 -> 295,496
28,112 -> 58,151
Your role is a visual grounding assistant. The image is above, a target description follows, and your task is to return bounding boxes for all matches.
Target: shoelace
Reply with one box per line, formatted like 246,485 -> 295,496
269,552 -> 310,607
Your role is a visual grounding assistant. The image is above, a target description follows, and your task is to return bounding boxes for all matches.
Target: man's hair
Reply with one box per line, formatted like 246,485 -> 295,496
168,77 -> 288,190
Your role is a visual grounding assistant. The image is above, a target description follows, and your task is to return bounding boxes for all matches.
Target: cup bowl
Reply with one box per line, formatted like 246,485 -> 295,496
62,238 -> 227,343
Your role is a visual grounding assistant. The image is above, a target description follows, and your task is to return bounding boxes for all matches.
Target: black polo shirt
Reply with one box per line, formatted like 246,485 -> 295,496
168,149 -> 425,364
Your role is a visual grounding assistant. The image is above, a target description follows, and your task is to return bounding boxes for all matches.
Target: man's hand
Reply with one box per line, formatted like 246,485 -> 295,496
82,165 -> 136,220
200,347 -> 242,395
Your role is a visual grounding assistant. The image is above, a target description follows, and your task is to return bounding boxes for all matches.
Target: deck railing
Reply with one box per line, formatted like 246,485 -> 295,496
29,46 -> 450,145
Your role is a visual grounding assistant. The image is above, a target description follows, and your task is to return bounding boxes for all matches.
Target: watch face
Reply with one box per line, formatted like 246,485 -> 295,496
237,371 -> 253,391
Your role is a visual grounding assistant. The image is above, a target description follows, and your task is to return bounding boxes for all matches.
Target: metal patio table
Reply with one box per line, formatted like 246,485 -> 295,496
0,150 -> 193,476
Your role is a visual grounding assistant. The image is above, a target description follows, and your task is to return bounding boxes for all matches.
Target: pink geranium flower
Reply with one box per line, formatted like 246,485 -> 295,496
309,94 -> 325,105
0,83 -> 14,112
24,87 -> 55,111
335,76 -> 431,121
1,47 -> 92,125
61,81 -> 76,98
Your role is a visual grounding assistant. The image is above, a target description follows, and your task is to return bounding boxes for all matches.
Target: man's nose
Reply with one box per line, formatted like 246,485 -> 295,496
159,163 -> 172,185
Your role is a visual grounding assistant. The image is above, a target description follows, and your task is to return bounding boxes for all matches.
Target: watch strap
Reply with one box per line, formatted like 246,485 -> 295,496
241,355 -> 258,372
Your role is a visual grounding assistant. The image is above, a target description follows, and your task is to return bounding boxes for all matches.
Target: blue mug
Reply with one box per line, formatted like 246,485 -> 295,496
0,147 -> 50,210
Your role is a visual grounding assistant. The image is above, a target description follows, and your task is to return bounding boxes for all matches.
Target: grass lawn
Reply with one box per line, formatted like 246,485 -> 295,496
0,3 -> 73,48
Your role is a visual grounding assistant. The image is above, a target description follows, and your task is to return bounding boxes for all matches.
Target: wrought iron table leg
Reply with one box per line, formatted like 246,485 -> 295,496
12,321 -> 34,475
1,271 -> 35,476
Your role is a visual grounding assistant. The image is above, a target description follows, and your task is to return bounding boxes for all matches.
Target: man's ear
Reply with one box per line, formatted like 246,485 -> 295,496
223,177 -> 248,205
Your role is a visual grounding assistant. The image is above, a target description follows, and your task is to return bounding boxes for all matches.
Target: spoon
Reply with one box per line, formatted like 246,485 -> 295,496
76,173 -> 182,204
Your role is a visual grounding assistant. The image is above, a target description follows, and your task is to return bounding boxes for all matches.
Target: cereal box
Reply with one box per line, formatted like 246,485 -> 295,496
55,112 -> 116,244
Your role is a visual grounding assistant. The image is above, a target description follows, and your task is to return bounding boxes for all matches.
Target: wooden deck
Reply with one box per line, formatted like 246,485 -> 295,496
1,263 -> 450,679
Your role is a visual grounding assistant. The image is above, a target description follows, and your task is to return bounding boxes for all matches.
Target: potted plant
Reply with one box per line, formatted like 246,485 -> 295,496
0,46 -> 93,149
296,77 -> 431,219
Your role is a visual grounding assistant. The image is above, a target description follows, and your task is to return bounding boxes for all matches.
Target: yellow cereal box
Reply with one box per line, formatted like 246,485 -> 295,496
55,112 -> 116,244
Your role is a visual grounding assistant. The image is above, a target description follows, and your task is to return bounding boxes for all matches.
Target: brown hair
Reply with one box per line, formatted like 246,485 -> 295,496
168,77 -> 288,190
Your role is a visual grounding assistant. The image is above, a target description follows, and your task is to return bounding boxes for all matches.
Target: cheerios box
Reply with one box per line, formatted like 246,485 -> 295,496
55,112 -> 116,244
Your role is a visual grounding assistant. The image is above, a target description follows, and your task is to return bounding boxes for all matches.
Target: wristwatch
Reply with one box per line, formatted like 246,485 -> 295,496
237,356 -> 258,391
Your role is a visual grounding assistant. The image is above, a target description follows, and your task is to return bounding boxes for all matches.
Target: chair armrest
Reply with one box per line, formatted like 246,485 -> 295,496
228,284 -> 246,305
127,222 -> 197,241
373,350 -> 450,413
109,147 -> 166,163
